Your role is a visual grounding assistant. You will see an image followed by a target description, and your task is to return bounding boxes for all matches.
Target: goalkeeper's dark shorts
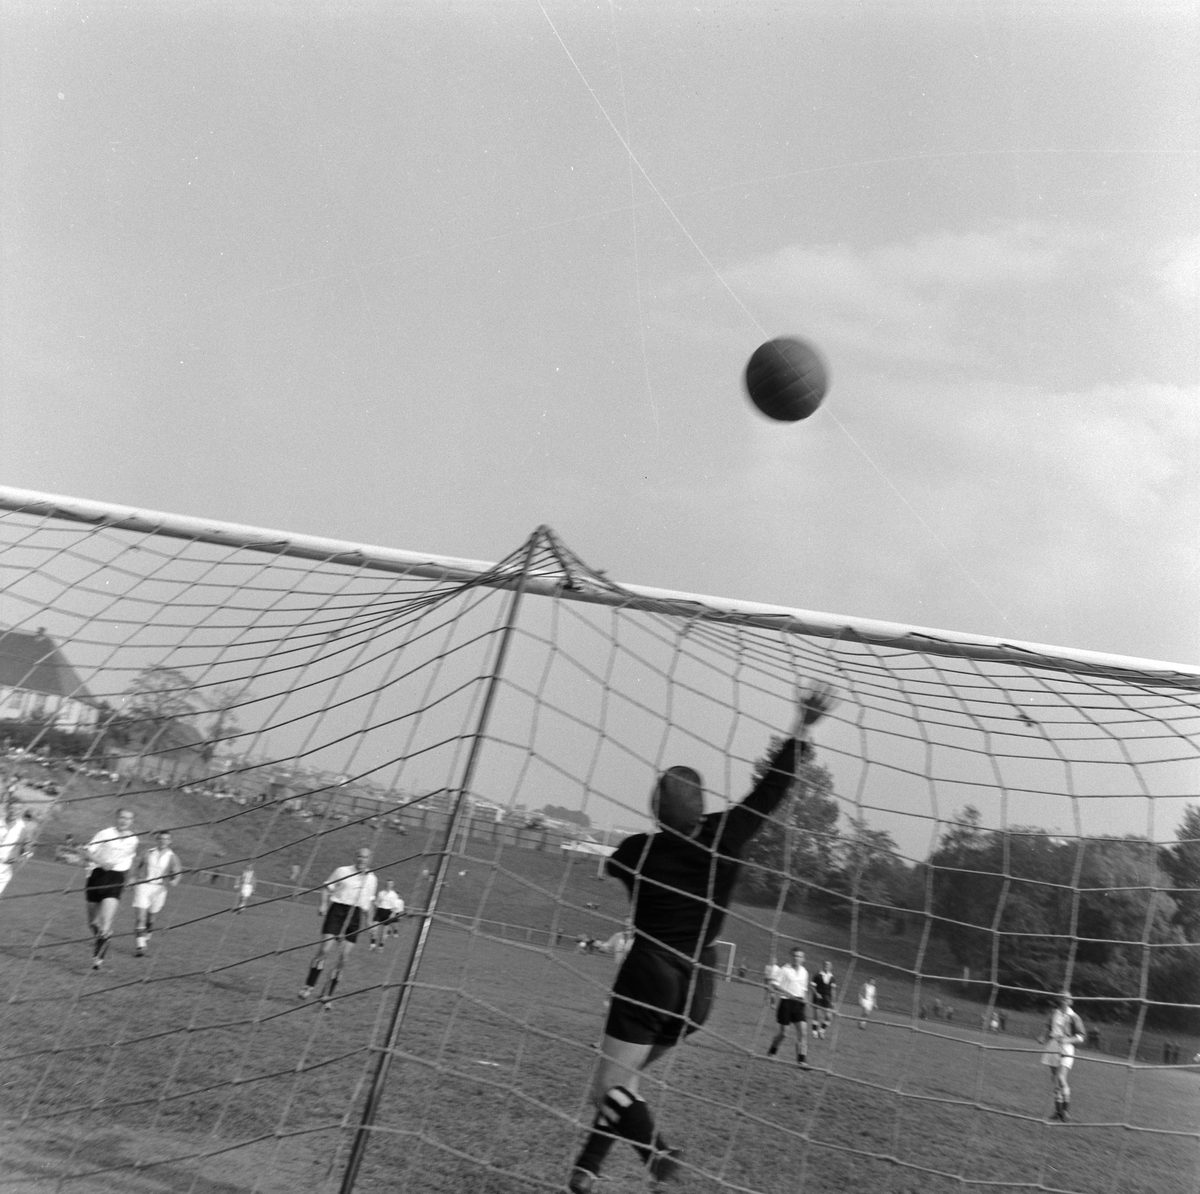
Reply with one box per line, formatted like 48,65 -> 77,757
605,940 -> 715,1047
322,902 -> 365,942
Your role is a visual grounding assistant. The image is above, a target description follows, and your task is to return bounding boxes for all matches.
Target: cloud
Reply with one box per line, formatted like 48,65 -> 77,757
1156,234 -> 1200,307
722,222 -> 1076,366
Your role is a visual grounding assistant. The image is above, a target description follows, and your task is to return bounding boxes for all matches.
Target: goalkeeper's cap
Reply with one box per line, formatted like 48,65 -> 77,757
652,766 -> 704,835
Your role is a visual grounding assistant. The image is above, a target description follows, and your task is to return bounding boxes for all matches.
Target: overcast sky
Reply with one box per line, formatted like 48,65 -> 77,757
3,1 -> 1197,680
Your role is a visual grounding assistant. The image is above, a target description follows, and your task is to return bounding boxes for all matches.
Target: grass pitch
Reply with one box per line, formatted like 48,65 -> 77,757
1,790 -> 1196,1194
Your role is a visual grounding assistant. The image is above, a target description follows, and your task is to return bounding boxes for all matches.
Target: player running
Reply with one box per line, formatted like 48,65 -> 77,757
131,830 -> 183,956
566,683 -> 836,1194
298,847 -> 377,1005
1039,992 -> 1085,1121
368,880 -> 405,949
83,809 -> 138,970
766,947 -> 811,1066
811,960 -> 836,1038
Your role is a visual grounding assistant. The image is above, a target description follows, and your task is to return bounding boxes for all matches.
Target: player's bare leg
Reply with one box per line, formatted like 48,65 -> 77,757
570,1037 -> 681,1192
321,939 -> 354,1007
1050,1065 -> 1072,1121
299,935 -> 336,999
134,908 -> 152,956
88,896 -> 119,969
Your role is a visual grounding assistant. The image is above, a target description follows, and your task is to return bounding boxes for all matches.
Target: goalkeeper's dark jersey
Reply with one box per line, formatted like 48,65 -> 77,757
606,738 -> 806,957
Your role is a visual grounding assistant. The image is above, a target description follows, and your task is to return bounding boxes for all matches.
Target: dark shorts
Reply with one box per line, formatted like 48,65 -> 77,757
776,997 -> 808,1026
373,908 -> 400,924
322,902 -> 365,942
812,994 -> 832,1010
85,867 -> 127,904
605,941 -> 716,1047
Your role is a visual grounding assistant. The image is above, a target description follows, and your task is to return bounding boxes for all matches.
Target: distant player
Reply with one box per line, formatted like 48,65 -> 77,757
235,866 -> 255,913
595,928 -> 634,966
766,947 -> 811,1066
83,808 -> 138,970
811,960 -> 836,1039
131,830 -> 183,956
566,683 -> 835,1194
369,880 -> 405,949
858,978 -> 877,1028
298,847 -> 377,1004
0,802 -> 29,897
1039,992 -> 1085,1121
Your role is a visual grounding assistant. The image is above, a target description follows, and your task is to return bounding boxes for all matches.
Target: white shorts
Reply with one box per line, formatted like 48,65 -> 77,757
131,884 -> 169,914
239,886 -> 254,899
0,863 -> 12,896
1041,1042 -> 1075,1069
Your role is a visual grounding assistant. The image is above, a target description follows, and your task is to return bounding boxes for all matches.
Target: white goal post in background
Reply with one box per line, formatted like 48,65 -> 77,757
0,485 -> 1197,1194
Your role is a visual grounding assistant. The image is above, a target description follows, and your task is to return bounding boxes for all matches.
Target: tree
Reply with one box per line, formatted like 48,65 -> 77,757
737,736 -> 840,908
928,810 -> 1185,1019
818,816 -> 905,923
542,804 -> 591,829
1161,804 -> 1200,942
200,683 -> 256,763
125,666 -> 200,725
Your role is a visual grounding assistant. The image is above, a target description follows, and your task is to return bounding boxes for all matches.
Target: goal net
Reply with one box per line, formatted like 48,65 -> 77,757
0,487 -> 1196,1194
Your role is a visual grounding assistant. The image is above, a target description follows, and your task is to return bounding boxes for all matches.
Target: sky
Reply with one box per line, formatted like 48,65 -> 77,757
2,0 -> 1197,831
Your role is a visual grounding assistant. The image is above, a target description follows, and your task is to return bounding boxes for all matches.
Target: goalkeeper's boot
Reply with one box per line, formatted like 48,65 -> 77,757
648,1146 -> 683,1187
567,1167 -> 596,1194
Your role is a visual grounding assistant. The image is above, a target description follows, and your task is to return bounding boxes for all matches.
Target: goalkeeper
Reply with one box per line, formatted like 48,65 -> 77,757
568,684 -> 836,1193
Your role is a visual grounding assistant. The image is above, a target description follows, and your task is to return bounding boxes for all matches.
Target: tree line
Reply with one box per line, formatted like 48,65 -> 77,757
736,737 -> 1199,1029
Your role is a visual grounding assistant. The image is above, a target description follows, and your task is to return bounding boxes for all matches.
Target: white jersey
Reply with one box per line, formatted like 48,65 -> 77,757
771,963 -> 810,1000
86,826 -> 139,872
1044,1007 -> 1084,1060
860,982 -> 877,1011
601,930 -> 633,966
139,847 -> 181,886
374,888 -> 404,914
324,865 -> 378,910
0,819 -> 25,865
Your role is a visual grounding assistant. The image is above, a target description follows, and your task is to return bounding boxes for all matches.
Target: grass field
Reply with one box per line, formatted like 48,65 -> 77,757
2,781 -> 1197,1194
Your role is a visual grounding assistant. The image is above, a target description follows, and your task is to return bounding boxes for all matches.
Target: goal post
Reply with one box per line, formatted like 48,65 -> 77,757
713,939 -> 737,981
0,486 -> 1197,1194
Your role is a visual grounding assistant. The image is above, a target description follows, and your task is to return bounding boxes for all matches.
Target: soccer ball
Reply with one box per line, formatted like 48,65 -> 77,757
743,337 -> 828,422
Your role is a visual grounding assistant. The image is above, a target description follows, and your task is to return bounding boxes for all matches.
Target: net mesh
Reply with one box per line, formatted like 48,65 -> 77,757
0,491 -> 1197,1194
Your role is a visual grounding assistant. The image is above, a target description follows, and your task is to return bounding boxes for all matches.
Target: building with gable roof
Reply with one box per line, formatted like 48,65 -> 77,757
0,627 -> 102,732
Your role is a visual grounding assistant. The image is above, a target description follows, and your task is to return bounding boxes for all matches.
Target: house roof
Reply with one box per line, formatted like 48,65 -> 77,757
0,627 -> 97,704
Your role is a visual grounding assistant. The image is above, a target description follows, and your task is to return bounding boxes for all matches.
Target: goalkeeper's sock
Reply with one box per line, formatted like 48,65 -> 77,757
304,961 -> 324,989
574,1086 -> 670,1175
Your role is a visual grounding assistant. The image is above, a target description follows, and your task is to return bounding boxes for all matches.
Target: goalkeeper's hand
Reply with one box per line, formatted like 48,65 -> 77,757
790,682 -> 837,739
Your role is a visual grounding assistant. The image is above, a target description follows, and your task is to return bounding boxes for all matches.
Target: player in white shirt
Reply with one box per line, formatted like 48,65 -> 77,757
1039,992 -> 1085,1121
0,803 -> 29,897
368,880 -> 405,949
595,929 -> 634,967
131,831 -> 183,956
858,978 -> 877,1028
299,847 -> 377,1004
235,866 -> 255,913
83,809 -> 138,970
766,947 -> 811,1067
